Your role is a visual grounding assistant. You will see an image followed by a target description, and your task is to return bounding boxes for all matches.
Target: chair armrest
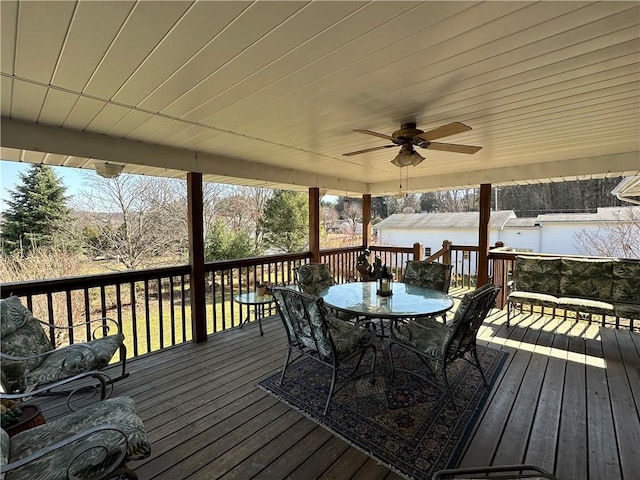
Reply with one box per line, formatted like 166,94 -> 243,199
0,370 -> 109,404
34,316 -> 123,338
0,424 -> 129,477
1,343 -> 99,372
0,350 -> 57,363
432,464 -> 558,480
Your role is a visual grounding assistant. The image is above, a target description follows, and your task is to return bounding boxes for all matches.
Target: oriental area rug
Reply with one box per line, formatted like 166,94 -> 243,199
258,344 -> 508,480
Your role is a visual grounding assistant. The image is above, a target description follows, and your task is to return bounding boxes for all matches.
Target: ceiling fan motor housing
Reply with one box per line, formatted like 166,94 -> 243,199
392,122 -> 426,145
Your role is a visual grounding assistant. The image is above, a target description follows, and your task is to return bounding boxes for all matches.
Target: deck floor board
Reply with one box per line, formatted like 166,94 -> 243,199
33,307 -> 640,480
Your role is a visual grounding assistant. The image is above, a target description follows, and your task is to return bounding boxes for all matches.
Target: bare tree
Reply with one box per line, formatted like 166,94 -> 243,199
202,181 -> 229,234
72,174 -> 181,269
321,205 -> 339,231
341,200 -> 362,234
574,208 -> 640,259
215,186 -> 271,250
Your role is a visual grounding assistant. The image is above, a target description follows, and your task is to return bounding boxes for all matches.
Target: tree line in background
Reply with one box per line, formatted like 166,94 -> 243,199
1,164 -> 311,272
0,164 -> 633,277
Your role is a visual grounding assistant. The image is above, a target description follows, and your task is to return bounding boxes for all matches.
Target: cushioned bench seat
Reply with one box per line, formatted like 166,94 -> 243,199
507,256 -> 640,328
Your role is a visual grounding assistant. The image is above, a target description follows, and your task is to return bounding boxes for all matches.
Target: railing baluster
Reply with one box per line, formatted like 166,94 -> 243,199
115,283 -> 122,334
144,279 -> 151,354
169,276 -> 176,346
130,280 -> 138,358
157,277 -> 164,350
46,292 -> 55,347
181,276 -> 187,343
84,288 -> 91,341
66,290 -> 74,344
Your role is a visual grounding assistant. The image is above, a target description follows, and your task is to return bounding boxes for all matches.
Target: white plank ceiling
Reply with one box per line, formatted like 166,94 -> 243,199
1,1 -> 638,196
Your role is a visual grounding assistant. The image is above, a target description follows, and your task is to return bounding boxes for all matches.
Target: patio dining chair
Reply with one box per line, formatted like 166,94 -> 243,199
294,263 -> 356,321
272,287 -> 377,415
0,295 -> 128,399
294,263 -> 336,296
389,283 -> 501,408
404,260 -> 453,293
403,260 -> 454,322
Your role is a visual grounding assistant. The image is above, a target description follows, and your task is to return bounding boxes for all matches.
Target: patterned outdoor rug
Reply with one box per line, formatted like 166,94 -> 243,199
258,344 -> 508,480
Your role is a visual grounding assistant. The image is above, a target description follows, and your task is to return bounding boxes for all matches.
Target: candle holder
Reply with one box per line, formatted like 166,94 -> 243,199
376,265 -> 393,297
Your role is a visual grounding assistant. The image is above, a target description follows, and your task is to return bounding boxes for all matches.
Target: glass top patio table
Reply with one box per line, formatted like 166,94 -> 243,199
319,281 -> 454,319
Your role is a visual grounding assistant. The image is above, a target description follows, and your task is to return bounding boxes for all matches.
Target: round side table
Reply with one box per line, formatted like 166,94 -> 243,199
4,405 -> 45,437
234,291 -> 275,336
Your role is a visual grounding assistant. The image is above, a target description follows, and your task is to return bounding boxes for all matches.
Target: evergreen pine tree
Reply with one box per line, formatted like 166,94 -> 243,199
260,190 -> 308,252
1,164 -> 71,254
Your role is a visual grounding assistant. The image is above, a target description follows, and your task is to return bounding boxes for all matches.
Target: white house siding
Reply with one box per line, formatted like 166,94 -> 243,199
497,228 -> 541,252
539,222 -> 594,255
376,228 -> 501,253
374,207 -> 640,259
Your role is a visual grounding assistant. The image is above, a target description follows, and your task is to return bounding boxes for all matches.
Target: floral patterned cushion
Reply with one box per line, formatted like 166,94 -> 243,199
513,257 -> 562,295
611,260 -> 640,303
391,317 -> 446,358
24,334 -> 125,388
326,316 -> 372,357
296,264 -> 336,296
1,297 -> 54,392
0,296 -> 33,337
614,302 -> 640,319
559,258 -> 614,299
403,261 -> 452,293
1,428 -> 9,480
6,396 -> 150,480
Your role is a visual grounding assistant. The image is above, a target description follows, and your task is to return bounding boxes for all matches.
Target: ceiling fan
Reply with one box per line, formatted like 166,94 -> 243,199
343,122 -> 482,167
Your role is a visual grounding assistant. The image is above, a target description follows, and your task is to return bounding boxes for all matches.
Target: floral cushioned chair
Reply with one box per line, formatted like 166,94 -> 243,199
403,260 -> 454,323
403,260 -> 453,293
0,296 -> 128,397
294,263 -> 356,322
0,396 -> 151,480
294,263 -> 337,296
389,283 -> 501,408
272,287 -> 377,415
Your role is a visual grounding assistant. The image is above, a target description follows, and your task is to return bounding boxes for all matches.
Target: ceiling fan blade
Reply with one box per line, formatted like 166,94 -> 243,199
353,129 -> 396,141
342,145 -> 397,156
415,122 -> 472,141
424,142 -> 482,154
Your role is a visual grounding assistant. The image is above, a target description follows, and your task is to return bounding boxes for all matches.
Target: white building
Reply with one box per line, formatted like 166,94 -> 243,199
374,207 -> 640,258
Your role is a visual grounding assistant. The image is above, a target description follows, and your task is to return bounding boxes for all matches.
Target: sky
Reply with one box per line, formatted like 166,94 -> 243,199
0,160 -> 88,211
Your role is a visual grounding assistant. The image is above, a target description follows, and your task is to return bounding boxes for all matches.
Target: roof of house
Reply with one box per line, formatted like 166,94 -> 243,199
375,210 -> 516,229
374,206 -> 640,231
535,206 -> 640,223
503,217 -> 539,228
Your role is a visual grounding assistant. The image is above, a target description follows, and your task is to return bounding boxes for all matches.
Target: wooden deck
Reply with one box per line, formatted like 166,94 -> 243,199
37,297 -> 640,480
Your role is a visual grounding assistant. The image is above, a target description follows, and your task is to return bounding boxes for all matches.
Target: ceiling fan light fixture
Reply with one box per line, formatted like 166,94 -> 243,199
94,162 -> 124,179
391,144 -> 424,167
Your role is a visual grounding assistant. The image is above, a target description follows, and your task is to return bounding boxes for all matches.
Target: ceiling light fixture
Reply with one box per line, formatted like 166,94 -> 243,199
391,144 -> 425,168
94,162 -> 124,179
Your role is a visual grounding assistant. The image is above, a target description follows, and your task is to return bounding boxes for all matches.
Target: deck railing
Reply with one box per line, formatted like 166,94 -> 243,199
0,243 -> 470,358
7,243 -> 626,364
